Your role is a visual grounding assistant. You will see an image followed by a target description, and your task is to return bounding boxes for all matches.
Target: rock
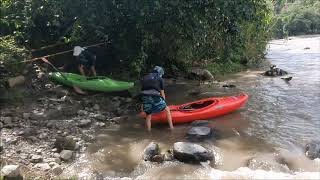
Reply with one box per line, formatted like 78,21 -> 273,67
222,84 -> 236,88
18,131 -> 24,136
95,122 -> 106,127
0,144 -> 3,153
94,114 -> 106,121
60,150 -> 73,161
49,162 -> 59,167
143,142 -> 160,161
30,155 -> 43,163
246,154 -> 291,173
281,76 -> 293,82
93,104 -> 100,110
36,149 -> 42,155
37,149 -> 43,154
77,110 -> 88,116
54,158 -> 61,164
74,143 -> 80,150
263,65 -> 288,77
62,105 -> 80,116
22,127 -> 37,137
1,116 -> 12,125
188,68 -> 214,81
34,163 -> 51,171
7,75 -> 25,88
62,132 -> 68,136
151,154 -> 165,163
51,148 -> 58,152
305,140 -> 320,160
54,136 -> 76,152
173,142 -> 214,163
0,122 -> 3,129
22,113 -> 31,119
39,133 -> 48,139
52,165 -> 63,175
53,153 -> 60,158
1,165 -> 22,179
164,150 -> 175,161
21,154 -> 28,159
78,119 -> 92,127
186,127 -> 216,142
46,121 -> 56,128
190,120 -> 209,127
46,109 -> 64,120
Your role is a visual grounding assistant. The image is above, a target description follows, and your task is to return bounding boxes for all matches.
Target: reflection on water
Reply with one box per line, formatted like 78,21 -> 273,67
62,35 -> 320,179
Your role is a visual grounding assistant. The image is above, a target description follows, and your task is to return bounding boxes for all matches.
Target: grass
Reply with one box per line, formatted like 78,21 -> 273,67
206,61 -> 246,77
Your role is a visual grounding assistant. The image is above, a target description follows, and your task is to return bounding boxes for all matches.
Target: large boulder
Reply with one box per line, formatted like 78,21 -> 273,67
143,142 -> 160,161
186,127 -> 215,142
263,65 -> 288,77
173,142 -> 214,163
305,140 -> 320,160
188,68 -> 214,81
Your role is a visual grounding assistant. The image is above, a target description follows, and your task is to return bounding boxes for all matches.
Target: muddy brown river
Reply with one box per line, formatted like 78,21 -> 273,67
62,35 -> 320,179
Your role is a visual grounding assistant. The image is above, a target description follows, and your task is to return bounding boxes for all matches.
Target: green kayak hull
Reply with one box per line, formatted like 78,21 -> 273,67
48,72 -> 134,92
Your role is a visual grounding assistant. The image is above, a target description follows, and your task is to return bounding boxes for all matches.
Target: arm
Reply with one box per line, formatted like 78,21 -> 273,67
160,90 -> 166,99
159,78 -> 165,99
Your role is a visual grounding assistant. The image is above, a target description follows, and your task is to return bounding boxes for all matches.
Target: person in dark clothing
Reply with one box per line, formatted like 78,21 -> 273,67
73,46 -> 97,77
141,66 -> 174,131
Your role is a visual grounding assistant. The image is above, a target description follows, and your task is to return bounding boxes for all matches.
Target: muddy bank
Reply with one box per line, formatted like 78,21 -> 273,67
0,74 -> 137,179
1,95 -> 136,179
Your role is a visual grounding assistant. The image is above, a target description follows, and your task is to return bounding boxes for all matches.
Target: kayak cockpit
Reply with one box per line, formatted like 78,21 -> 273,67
179,100 -> 217,111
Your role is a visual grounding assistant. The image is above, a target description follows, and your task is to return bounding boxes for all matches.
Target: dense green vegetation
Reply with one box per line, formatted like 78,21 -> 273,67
1,0 -> 272,77
272,0 -> 320,38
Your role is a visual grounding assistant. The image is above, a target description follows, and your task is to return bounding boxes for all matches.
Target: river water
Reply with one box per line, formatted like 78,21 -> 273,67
63,35 -> 320,179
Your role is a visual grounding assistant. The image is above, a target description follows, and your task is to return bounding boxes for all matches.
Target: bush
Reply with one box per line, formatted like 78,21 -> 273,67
272,1 -> 320,38
1,0 -> 272,77
0,36 -> 28,76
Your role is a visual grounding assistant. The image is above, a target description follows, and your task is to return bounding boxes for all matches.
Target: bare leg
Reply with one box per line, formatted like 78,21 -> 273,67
165,106 -> 174,130
78,65 -> 86,76
73,85 -> 87,95
146,114 -> 152,131
91,66 -> 97,77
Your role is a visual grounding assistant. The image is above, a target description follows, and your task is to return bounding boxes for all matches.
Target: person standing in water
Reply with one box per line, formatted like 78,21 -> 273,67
140,66 -> 174,131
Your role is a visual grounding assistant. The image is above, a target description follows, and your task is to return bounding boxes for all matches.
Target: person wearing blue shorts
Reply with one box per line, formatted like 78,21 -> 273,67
141,66 -> 174,131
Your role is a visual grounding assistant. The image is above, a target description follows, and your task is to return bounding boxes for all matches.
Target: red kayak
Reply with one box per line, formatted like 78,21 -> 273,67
140,94 -> 248,124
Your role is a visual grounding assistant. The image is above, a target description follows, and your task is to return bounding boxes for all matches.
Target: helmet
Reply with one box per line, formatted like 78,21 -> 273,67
153,66 -> 164,77
73,46 -> 85,56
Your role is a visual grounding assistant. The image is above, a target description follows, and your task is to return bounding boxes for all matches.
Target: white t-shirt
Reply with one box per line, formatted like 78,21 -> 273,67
73,46 -> 85,56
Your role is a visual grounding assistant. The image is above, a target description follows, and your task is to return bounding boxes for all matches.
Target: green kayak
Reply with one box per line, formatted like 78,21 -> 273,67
48,72 -> 134,92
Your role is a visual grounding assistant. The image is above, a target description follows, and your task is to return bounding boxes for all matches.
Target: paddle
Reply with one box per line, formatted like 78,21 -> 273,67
41,57 -> 87,95
41,57 -> 68,80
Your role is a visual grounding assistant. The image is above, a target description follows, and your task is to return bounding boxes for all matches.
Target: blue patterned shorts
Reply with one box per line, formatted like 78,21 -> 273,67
141,95 -> 167,115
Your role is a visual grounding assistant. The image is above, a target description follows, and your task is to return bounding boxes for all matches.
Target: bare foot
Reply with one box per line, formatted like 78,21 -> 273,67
73,86 -> 87,95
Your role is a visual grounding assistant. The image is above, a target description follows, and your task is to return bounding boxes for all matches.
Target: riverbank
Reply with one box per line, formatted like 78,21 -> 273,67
0,84 -> 136,179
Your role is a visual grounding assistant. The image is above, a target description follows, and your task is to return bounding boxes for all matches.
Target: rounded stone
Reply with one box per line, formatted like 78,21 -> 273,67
173,142 -> 214,163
